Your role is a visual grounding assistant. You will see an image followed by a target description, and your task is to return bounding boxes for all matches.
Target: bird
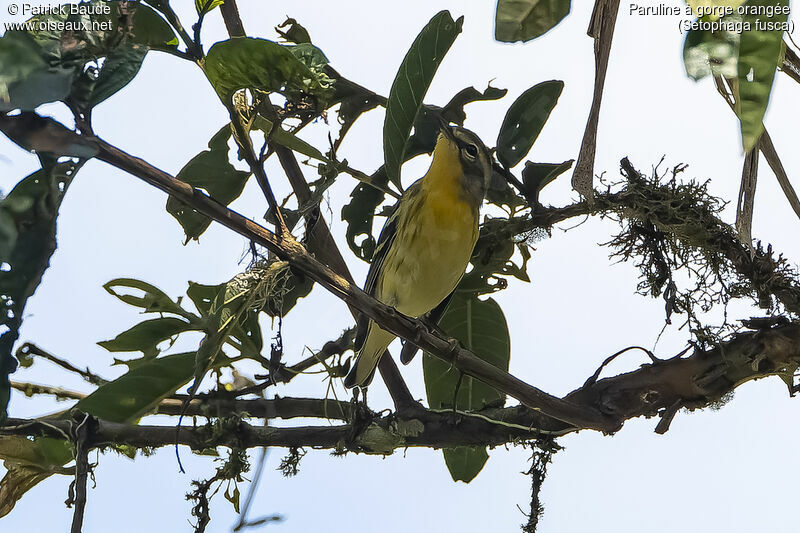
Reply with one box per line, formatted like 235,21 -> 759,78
343,124 -> 492,388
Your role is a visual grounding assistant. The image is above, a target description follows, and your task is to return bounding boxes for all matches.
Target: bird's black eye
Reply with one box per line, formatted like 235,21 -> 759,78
463,144 -> 479,160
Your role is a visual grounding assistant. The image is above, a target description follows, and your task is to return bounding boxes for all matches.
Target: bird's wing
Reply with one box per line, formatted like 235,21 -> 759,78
354,199 -> 403,352
399,289 -> 456,364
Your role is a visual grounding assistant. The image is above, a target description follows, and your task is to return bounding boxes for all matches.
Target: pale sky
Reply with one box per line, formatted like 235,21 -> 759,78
2,1 -> 800,532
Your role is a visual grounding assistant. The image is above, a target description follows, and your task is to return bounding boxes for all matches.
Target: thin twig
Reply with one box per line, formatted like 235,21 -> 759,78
146,0 -> 203,59
68,414 -> 92,533
10,381 -> 86,401
16,343 -> 108,385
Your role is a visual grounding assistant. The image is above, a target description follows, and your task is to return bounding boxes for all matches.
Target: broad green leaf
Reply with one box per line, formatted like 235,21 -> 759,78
0,160 -> 83,420
122,2 -> 180,51
736,0 -> 788,150
0,436 -> 72,518
383,10 -> 463,188
0,32 -> 77,111
187,281 -> 222,316
423,293 -> 510,482
485,169 -> 527,212
0,1 -> 176,112
495,0 -> 571,43
521,159 -> 574,206
496,80 -> 563,168
423,294 -> 511,409
204,37 -> 334,103
76,351 -> 197,422
86,45 -> 148,108
166,125 -> 250,240
103,278 -> 185,315
443,446 -> 490,483
98,317 -> 197,358
286,43 -> 333,87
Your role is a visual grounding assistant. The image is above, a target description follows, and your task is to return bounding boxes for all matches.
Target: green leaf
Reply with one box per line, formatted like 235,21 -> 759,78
87,45 -> 148,108
224,484 -> 241,513
123,2 -> 180,51
0,436 -> 72,518
276,18 -> 312,44
423,293 -> 510,483
103,278 -> 185,315
495,0 -> 571,43
383,10 -> 463,188
187,281 -> 221,316
75,351 -> 197,422
189,278 -> 258,396
204,37 -> 334,103
0,1 -> 176,112
286,43 -> 332,83
461,232 -> 532,294
0,159 -> 83,420
521,159 -> 574,206
341,169 -> 390,261
166,125 -> 250,240
682,15 -> 740,80
443,446 -> 490,483
98,317 -> 197,358
196,0 -> 225,15
0,32 -> 77,111
736,0 -> 788,150
496,80 -> 563,168
441,85 -> 508,126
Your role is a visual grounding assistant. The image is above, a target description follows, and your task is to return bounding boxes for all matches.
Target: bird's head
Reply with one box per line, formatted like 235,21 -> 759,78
436,124 -> 492,206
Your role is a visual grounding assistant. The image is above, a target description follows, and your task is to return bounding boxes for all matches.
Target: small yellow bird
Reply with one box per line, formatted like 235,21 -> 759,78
344,125 -> 492,388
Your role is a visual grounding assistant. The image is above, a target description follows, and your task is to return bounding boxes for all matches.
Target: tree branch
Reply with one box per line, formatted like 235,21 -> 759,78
66,414 -> 92,533
6,110 -> 799,433
16,343 -> 108,385
6,322 -> 799,451
491,159 -> 800,316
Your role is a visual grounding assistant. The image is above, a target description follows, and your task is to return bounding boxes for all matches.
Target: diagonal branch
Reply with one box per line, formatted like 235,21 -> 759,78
15,343 -> 107,386
86,133 -> 613,432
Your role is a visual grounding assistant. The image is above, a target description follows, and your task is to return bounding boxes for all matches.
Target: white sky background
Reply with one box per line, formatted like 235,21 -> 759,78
2,0 -> 800,531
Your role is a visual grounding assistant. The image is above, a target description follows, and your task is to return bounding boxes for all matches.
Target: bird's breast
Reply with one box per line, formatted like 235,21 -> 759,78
378,188 -> 478,317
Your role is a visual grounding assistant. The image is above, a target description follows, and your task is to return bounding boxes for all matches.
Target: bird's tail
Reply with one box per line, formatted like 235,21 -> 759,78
343,324 -> 395,388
